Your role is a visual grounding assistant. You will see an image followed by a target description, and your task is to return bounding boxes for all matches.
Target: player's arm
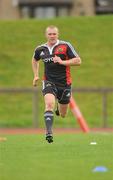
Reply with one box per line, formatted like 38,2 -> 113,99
53,42 -> 81,66
53,55 -> 81,66
64,56 -> 81,66
32,58 -> 40,86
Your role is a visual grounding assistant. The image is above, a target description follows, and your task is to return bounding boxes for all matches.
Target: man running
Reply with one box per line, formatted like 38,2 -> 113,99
32,25 -> 81,143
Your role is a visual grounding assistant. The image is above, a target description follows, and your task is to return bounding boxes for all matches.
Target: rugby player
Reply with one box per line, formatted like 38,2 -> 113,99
32,25 -> 81,143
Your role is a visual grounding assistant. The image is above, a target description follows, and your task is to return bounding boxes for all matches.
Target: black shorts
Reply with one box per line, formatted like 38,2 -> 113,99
42,80 -> 71,104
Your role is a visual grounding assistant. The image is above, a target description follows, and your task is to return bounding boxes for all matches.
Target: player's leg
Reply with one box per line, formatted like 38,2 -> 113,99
56,85 -> 71,117
42,80 -> 57,143
44,93 -> 56,143
59,103 -> 69,118
44,93 -> 55,135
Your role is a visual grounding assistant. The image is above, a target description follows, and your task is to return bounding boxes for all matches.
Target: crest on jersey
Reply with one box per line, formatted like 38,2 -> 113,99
58,48 -> 63,52
55,45 -> 66,54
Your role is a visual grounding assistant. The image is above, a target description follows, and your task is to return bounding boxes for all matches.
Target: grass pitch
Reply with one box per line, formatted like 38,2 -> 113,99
0,133 -> 112,180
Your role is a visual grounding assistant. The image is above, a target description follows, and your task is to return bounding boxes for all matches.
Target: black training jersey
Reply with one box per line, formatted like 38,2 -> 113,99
33,40 -> 78,86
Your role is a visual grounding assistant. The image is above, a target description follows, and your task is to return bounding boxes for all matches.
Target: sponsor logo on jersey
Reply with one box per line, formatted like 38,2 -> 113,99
40,51 -> 45,56
42,57 -> 54,63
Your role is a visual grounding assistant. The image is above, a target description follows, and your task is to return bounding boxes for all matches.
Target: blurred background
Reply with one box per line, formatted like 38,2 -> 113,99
0,0 -> 113,19
0,0 -> 113,130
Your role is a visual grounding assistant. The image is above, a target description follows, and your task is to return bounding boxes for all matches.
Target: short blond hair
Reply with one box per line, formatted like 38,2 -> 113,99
45,25 -> 59,33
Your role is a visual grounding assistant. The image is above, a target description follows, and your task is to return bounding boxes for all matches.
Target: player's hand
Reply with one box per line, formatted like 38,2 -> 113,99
33,76 -> 39,86
53,55 -> 63,64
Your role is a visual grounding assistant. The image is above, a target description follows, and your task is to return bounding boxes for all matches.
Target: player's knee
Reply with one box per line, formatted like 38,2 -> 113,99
46,102 -> 54,111
60,113 -> 66,118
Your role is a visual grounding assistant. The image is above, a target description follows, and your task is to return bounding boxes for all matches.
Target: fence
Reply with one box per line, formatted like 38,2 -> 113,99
0,87 -> 113,128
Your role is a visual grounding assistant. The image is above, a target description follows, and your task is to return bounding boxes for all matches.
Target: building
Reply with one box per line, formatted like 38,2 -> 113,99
0,0 -> 113,20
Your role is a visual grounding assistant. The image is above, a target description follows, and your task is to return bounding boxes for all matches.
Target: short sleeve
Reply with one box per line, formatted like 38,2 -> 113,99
33,48 -> 40,61
67,42 -> 79,59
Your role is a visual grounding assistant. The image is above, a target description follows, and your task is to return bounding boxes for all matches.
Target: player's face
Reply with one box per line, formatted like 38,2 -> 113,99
46,28 -> 59,46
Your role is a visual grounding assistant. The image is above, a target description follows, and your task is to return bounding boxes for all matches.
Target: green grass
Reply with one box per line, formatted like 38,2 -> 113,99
0,15 -> 113,127
0,133 -> 113,180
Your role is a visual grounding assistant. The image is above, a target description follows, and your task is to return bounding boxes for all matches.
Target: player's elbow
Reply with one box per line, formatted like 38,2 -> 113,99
77,57 -> 81,65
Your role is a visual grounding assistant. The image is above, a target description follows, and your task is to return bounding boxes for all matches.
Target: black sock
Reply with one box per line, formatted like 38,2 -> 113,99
44,111 -> 54,134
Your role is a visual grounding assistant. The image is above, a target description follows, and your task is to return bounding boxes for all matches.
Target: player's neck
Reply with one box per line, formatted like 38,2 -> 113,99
47,40 -> 59,48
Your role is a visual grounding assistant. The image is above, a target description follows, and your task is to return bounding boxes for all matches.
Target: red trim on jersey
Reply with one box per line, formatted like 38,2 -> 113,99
65,51 -> 72,85
66,66 -> 72,85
